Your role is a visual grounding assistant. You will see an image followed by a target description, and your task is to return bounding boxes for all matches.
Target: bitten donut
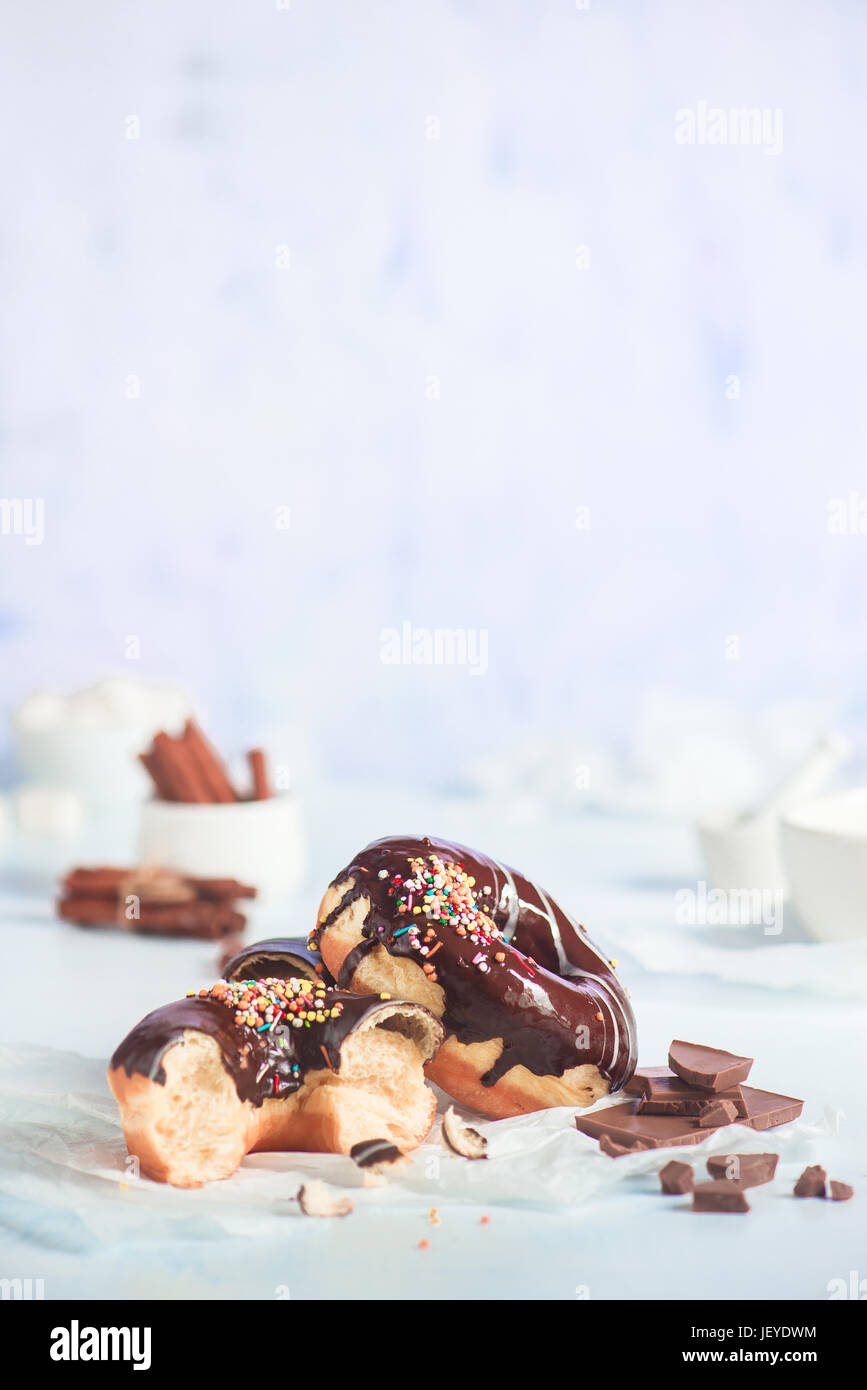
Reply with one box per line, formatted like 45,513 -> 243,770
108,975 -> 443,1188
312,835 -> 637,1119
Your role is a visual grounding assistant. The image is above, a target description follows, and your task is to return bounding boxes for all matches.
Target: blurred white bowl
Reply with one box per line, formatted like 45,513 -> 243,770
696,811 -> 787,898
780,789 -> 867,942
138,795 -> 305,906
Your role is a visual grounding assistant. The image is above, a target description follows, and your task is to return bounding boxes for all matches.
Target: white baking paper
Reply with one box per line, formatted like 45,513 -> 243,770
0,1042 -> 838,1255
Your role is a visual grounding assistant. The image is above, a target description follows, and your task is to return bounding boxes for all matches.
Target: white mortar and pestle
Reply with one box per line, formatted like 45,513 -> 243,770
695,734 -> 852,913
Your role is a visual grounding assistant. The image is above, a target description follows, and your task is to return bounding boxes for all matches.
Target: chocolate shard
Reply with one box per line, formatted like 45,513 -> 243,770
576,1101 -> 704,1150
599,1133 -> 650,1158
659,1159 -> 694,1194
635,1074 -> 747,1117
669,1040 -> 753,1092
794,1164 -> 827,1198
697,1099 -> 739,1129
706,1153 -> 778,1188
692,1180 -> 750,1213
350,1138 -> 407,1173
740,1086 -> 803,1131
829,1181 -> 854,1202
625,1065 -> 673,1097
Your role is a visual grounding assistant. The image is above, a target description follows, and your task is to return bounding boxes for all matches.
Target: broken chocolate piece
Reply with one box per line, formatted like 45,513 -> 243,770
697,1099 -> 739,1128
692,1180 -> 750,1212
659,1159 -> 694,1194
633,1071 -> 747,1117
794,1164 -> 827,1198
441,1105 -> 488,1159
740,1086 -> 803,1131
599,1133 -> 649,1158
297,1181 -> 354,1217
706,1153 -> 778,1188
829,1181 -> 854,1202
576,1102 -> 705,1150
350,1138 -> 407,1173
625,1065 -> 673,1097
669,1040 -> 753,1092
577,1080 -> 802,1152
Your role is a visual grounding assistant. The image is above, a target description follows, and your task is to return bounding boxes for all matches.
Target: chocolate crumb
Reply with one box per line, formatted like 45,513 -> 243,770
829,1180 -> 854,1202
794,1164 -> 827,1198
659,1159 -> 694,1194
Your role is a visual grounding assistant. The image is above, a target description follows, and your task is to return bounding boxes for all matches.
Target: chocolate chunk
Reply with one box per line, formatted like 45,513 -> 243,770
697,1099 -> 739,1128
740,1086 -> 803,1131
706,1153 -> 778,1188
692,1180 -> 750,1212
794,1164 -> 827,1198
577,1102 -> 705,1150
830,1181 -> 854,1202
599,1133 -> 649,1158
578,1081 -> 802,1152
625,1065 -> 673,1097
659,1160 -> 694,1193
638,1077 -> 746,1117
669,1040 -> 753,1092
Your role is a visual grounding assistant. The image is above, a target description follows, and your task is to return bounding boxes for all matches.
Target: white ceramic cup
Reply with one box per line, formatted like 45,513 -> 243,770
137,795 -> 305,906
780,788 -> 867,942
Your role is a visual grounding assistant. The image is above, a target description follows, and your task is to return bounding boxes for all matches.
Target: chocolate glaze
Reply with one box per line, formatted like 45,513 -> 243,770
109,988 -> 424,1107
313,834 -> 637,1090
221,936 -> 333,986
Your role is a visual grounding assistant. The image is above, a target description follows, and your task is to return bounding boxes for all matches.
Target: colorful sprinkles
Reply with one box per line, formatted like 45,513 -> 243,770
386,854 -> 508,985
189,976 -> 344,1032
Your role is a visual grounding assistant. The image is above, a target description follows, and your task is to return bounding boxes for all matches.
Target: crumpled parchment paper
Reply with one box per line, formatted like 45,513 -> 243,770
0,1042 -> 836,1254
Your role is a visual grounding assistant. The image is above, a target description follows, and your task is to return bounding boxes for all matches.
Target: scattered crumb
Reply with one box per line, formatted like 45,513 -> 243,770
297,1180 -> 354,1217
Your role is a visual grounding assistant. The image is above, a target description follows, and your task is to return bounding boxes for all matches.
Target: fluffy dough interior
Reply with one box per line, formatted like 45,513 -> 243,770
109,1008 -> 438,1188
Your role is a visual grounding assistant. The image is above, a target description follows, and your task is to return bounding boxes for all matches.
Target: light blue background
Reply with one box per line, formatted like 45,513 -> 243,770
2,0 -> 866,785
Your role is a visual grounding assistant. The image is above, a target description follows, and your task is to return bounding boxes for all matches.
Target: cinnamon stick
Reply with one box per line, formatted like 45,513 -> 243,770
152,731 -> 211,803
182,719 -> 238,803
58,896 -> 245,939
139,750 -> 179,802
246,748 -> 271,800
193,877 -> 258,902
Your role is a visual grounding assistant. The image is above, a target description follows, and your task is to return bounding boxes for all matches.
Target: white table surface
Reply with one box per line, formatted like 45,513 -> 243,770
0,787 -> 864,1301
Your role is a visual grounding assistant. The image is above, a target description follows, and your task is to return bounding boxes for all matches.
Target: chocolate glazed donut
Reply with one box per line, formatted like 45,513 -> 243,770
312,835 -> 638,1120
221,936 -> 334,986
108,978 -> 443,1187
